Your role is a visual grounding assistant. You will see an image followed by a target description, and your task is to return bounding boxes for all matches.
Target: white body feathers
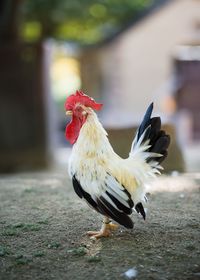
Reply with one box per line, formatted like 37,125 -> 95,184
68,111 -> 160,209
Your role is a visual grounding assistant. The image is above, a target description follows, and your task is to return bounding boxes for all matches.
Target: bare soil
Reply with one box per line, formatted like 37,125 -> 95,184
0,171 -> 200,280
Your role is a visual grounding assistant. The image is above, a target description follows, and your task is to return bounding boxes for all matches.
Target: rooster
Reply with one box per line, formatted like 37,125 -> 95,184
65,90 -> 170,238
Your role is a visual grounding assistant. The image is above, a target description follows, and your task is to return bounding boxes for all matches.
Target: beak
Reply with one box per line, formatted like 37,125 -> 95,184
66,110 -> 72,116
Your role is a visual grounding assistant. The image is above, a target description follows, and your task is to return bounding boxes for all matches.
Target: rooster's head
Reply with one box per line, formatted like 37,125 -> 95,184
65,90 -> 103,144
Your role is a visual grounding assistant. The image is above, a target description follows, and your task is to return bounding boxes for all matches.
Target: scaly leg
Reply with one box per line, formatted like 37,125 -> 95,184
87,217 -> 119,239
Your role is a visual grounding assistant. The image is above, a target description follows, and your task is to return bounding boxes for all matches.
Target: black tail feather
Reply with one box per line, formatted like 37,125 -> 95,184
135,202 -> 146,220
137,102 -> 153,141
148,117 -> 161,143
134,102 -> 170,164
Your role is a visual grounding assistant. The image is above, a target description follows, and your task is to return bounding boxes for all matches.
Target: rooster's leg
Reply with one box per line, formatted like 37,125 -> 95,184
87,217 -> 118,238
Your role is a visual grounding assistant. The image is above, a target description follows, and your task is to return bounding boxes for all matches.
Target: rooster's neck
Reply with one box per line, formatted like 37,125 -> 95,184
73,111 -> 113,157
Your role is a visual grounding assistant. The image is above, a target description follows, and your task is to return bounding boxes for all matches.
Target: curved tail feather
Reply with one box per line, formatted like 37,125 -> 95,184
130,102 -> 170,168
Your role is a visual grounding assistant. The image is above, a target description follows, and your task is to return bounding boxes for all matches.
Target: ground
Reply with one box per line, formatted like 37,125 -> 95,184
0,170 -> 200,280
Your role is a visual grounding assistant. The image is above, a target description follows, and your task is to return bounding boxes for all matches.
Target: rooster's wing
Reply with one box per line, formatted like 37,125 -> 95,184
72,172 -> 135,228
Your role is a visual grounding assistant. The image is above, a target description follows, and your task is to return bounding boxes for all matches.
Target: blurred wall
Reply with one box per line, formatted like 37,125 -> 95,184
81,0 -> 200,125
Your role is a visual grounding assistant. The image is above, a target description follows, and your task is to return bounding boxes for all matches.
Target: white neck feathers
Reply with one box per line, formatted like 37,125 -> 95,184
73,111 -> 114,157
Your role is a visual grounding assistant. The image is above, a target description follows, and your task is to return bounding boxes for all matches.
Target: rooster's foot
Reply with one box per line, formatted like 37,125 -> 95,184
107,223 -> 119,231
87,229 -> 111,239
87,218 -> 118,239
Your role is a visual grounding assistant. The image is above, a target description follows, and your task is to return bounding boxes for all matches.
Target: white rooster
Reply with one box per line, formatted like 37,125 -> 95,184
65,90 -> 170,238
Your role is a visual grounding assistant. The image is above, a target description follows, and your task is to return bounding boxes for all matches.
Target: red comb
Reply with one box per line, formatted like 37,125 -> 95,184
65,90 -> 103,111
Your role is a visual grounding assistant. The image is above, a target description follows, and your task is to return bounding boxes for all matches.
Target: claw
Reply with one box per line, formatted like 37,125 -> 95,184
87,220 -> 119,239
87,229 -> 111,239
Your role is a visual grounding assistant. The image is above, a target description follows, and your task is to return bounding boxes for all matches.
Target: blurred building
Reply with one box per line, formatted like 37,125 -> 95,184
173,45 -> 200,143
79,0 -> 200,172
80,0 -> 200,127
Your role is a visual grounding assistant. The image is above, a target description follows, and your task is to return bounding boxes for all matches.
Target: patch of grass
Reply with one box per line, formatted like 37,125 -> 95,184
33,251 -> 45,257
0,246 -> 10,256
23,188 -> 35,193
22,224 -> 41,231
14,254 -> 32,265
174,203 -> 180,209
12,223 -> 24,228
47,242 -> 61,249
67,246 -> 87,256
15,254 -> 24,259
185,244 -> 195,251
2,223 -> 41,236
38,219 -> 49,225
2,228 -> 19,237
11,223 -> 41,231
86,255 -> 101,263
31,206 -> 40,210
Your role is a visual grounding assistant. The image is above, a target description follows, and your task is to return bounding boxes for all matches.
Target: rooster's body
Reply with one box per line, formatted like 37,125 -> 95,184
65,91 -> 170,238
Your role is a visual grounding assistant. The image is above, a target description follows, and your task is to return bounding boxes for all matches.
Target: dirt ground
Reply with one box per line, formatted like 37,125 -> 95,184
0,170 -> 200,280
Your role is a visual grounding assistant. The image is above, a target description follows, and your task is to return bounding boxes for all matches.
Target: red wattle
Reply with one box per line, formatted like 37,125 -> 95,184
65,115 -> 83,144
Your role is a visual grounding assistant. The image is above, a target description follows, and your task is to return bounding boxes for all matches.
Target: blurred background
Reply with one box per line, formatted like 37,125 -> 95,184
0,0 -> 200,173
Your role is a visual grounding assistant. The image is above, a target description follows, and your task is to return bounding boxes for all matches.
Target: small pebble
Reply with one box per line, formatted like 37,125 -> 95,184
122,267 -> 138,279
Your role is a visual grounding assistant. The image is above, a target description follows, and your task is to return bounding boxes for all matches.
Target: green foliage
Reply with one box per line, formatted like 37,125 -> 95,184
20,0 -> 154,44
